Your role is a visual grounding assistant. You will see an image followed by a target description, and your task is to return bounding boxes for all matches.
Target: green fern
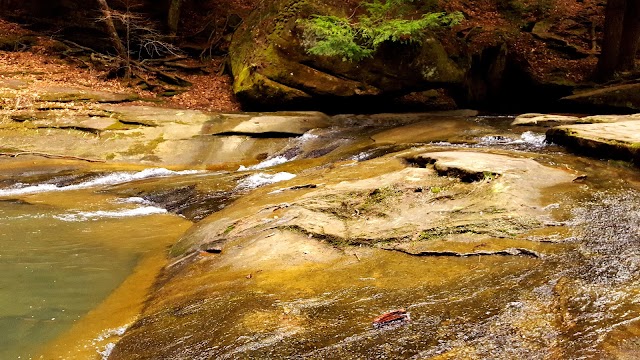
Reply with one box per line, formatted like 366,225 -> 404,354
299,0 -> 463,62
302,15 -> 373,62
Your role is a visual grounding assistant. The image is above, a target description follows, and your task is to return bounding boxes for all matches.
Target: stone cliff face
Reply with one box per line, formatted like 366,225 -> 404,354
226,0 -> 606,111
229,0 -> 466,110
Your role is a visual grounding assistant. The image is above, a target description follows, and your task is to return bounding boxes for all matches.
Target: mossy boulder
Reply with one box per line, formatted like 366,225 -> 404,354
228,0 -> 466,109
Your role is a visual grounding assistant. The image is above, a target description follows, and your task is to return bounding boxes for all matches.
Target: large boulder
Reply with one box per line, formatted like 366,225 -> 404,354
228,0 -> 466,109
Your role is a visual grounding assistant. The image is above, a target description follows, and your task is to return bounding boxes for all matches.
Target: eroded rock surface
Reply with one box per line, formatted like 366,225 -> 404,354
3,102 -> 639,358
202,111 -> 332,136
109,149 -> 580,359
0,99 -> 335,167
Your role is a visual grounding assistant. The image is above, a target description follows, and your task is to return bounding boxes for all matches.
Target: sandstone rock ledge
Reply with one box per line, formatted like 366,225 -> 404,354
546,121 -> 640,165
108,149 -> 579,359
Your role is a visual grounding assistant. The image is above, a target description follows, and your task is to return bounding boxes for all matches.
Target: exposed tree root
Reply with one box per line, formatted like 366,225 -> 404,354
59,40 -> 193,93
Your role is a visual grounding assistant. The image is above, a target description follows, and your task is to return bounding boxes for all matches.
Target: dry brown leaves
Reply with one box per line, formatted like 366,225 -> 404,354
163,58 -> 241,112
0,19 -> 240,112
445,0 -> 602,83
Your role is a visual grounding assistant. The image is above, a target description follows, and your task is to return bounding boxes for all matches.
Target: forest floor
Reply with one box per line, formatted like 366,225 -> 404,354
0,19 -> 241,112
447,0 -> 603,83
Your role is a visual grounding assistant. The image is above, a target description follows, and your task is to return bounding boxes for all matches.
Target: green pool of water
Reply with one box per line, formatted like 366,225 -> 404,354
0,198 -> 186,359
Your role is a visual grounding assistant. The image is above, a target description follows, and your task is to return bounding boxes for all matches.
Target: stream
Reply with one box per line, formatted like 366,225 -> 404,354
1,114 -> 640,359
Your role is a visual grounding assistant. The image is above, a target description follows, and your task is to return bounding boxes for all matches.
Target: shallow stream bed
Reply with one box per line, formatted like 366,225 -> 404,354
1,114 -> 640,359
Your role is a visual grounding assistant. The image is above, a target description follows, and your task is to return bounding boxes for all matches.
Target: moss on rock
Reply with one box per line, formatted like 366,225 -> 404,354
229,0 -> 466,109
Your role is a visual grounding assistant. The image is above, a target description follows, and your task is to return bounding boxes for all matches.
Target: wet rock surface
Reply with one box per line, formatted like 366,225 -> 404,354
511,113 -> 581,127
3,97 -> 640,358
108,143 -> 596,359
546,121 -> 640,165
138,186 -> 236,222
108,175 -> 243,223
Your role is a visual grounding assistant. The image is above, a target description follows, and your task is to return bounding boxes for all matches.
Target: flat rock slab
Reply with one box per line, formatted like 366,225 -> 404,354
579,114 -> 640,123
561,83 -> 640,111
410,151 -> 575,185
0,79 -> 29,90
332,110 -> 480,127
4,109 -> 136,131
30,116 -> 120,131
511,113 -> 581,126
202,111 -> 332,136
546,121 -> 640,164
101,105 -> 214,126
37,86 -> 139,103
512,113 -> 640,127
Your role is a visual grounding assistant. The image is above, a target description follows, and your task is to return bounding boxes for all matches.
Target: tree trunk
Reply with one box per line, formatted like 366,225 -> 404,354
96,0 -> 130,78
168,0 -> 183,37
617,0 -> 640,71
96,0 -> 127,58
597,0 -> 626,80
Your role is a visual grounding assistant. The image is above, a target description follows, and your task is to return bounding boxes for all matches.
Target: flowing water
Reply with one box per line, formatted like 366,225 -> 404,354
2,114 -> 640,359
0,170 -> 196,359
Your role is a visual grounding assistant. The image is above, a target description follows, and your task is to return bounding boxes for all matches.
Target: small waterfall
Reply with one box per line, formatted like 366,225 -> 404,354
0,168 -> 202,196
